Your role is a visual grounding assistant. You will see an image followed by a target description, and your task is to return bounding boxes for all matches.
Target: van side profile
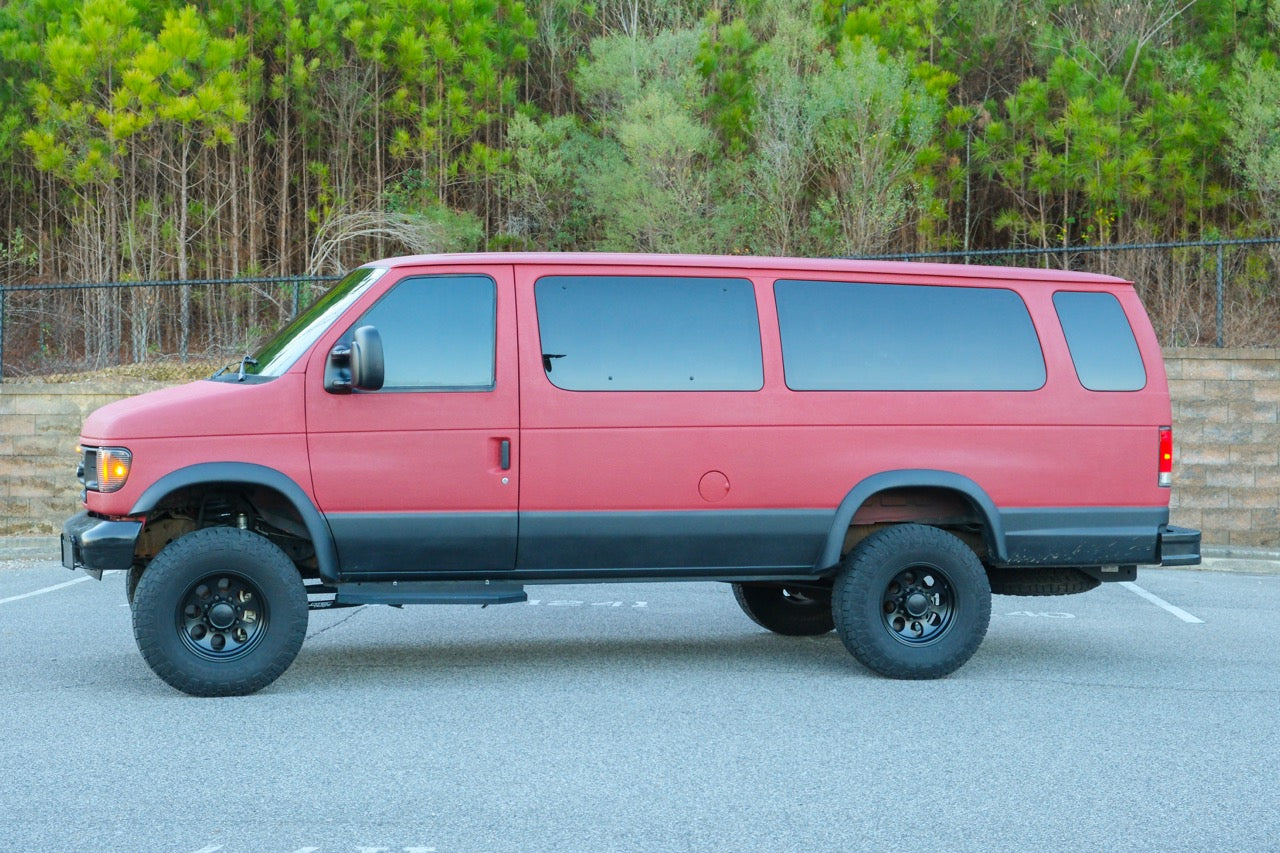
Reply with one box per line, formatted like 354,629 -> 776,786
62,253 -> 1201,695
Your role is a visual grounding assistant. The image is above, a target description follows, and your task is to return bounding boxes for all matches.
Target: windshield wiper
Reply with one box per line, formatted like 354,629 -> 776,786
237,355 -> 259,382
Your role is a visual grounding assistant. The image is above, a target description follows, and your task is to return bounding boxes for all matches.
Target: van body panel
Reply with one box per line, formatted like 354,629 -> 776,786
79,373 -> 313,519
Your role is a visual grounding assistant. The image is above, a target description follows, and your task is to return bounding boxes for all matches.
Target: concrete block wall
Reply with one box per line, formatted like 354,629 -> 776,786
0,381 -> 165,536
1166,349 -> 1279,551
1,349 -> 1277,549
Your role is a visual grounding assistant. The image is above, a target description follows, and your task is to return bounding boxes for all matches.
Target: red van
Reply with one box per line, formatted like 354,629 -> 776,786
62,253 -> 1200,695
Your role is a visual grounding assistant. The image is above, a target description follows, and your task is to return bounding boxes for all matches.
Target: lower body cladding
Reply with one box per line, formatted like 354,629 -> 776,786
60,506 -> 1200,698
325,506 -> 1201,582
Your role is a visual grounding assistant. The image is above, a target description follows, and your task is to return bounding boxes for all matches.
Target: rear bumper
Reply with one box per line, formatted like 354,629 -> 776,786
1159,525 -> 1202,567
61,511 -> 142,578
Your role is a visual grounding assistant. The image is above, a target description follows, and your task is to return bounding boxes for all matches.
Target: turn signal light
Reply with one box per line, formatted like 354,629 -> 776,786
1158,427 -> 1173,488
95,447 -> 132,493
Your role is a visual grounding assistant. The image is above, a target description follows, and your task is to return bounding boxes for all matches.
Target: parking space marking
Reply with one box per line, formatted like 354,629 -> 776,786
1120,581 -> 1204,623
0,575 -> 91,605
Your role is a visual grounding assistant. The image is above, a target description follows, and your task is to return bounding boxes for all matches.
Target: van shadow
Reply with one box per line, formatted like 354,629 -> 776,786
284,630 -> 859,690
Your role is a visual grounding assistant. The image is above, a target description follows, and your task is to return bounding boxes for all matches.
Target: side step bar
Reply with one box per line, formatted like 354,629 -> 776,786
334,580 -> 528,606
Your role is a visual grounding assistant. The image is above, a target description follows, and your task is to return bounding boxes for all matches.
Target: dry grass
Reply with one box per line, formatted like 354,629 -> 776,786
5,358 -> 224,385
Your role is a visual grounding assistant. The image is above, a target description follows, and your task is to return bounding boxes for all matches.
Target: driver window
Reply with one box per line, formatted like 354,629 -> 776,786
350,274 -> 496,390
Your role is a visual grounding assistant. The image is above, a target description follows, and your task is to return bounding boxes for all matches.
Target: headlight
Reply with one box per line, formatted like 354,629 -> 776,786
83,446 -> 132,493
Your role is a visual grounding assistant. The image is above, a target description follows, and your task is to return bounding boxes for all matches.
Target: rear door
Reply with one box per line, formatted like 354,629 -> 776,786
305,265 -> 519,577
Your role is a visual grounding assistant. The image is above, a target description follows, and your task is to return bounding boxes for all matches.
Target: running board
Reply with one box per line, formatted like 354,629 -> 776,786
334,580 -> 528,606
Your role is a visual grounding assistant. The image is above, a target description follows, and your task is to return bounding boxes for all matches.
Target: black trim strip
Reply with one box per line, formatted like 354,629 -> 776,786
516,509 -> 831,573
997,506 -> 1167,567
330,511 -> 517,578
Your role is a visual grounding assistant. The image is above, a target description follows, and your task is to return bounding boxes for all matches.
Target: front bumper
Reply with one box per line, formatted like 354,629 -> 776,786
61,511 -> 143,578
1159,525 -> 1202,567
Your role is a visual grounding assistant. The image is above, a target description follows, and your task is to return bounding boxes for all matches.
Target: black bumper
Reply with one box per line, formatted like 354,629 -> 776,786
1159,525 -> 1201,567
61,511 -> 142,578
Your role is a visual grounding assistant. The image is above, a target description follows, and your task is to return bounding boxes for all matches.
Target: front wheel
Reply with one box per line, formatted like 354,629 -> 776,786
832,524 -> 990,679
131,527 -> 308,696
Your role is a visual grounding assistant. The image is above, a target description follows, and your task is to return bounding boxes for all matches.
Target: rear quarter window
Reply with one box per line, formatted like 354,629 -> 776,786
1053,291 -> 1147,391
774,279 -> 1046,391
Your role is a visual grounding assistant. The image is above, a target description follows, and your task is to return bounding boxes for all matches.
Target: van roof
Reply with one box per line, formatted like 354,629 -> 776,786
364,252 -> 1130,286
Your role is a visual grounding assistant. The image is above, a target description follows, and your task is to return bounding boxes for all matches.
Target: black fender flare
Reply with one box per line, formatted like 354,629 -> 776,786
129,462 -> 340,584
819,470 -> 1007,569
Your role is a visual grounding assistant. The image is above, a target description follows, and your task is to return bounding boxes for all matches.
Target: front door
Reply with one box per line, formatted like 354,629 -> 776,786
305,266 -> 518,578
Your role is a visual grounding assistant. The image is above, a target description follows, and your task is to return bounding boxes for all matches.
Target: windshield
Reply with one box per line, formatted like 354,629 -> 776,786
242,267 -> 386,378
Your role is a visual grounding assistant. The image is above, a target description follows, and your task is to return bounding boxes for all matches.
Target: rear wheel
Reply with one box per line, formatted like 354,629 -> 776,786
833,524 -> 991,679
131,526 -> 308,696
732,583 -> 835,636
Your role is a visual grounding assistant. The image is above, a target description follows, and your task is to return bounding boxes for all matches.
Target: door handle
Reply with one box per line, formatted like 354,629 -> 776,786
500,439 -> 511,471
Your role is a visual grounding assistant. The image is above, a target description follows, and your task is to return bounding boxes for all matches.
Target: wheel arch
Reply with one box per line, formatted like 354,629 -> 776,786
820,470 -> 1007,569
129,462 -> 339,583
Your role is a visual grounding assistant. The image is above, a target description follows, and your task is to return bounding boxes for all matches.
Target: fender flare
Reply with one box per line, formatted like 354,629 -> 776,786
129,462 -> 340,584
819,469 -> 1007,569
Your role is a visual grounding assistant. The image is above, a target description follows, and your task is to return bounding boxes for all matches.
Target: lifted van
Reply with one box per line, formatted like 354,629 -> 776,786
63,253 -> 1201,695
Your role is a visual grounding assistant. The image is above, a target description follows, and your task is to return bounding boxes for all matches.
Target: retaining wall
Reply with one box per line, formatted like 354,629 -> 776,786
1166,348 -> 1279,550
1,348 -> 1277,548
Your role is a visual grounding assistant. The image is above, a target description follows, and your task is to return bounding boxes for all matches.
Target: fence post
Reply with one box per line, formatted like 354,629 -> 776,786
1215,243 -> 1224,348
0,286 -> 5,382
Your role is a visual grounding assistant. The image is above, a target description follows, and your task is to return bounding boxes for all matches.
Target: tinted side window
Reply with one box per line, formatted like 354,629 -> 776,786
534,276 -> 763,391
775,280 -> 1046,391
1053,291 -> 1146,391
351,274 -> 496,390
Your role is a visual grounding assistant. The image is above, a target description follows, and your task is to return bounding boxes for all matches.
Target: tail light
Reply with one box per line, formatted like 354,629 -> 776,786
1158,427 -> 1173,488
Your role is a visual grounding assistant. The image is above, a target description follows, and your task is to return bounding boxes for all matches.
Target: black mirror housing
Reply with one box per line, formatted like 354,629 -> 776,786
351,325 -> 385,391
325,325 -> 384,393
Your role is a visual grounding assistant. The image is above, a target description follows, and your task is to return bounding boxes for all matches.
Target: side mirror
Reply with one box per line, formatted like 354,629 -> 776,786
350,325 -> 384,391
325,325 -> 384,393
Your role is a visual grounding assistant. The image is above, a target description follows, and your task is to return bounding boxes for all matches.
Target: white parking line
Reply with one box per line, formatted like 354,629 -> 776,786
1120,581 -> 1204,623
0,575 -> 92,605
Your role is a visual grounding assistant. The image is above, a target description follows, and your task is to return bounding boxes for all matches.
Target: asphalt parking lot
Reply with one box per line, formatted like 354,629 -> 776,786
1,555 -> 1277,852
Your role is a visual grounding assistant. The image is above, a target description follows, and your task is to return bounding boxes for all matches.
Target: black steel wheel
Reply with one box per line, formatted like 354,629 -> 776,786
878,565 -> 956,645
732,582 -> 835,636
176,572 -> 270,660
132,527 -> 308,696
833,524 -> 990,679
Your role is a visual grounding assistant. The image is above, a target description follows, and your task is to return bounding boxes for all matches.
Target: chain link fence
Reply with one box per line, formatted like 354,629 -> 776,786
0,275 -> 339,380
1,239 -> 1277,379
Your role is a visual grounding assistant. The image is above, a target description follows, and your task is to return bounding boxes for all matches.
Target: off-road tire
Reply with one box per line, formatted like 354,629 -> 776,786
833,524 -> 991,679
125,563 -> 143,606
987,567 -> 1101,596
732,583 -> 835,636
131,526 -> 308,696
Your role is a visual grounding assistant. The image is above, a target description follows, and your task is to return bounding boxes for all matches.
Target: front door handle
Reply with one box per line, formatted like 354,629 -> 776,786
500,439 -> 511,471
